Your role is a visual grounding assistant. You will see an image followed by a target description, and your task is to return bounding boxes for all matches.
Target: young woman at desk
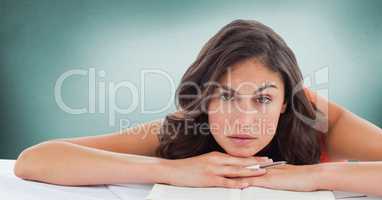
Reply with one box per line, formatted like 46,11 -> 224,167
14,19 -> 382,196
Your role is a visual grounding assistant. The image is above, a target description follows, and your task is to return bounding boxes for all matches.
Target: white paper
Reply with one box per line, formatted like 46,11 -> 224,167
145,183 -> 336,200
145,183 -> 240,200
242,186 -> 335,200
0,160 -> 118,200
333,191 -> 367,199
0,176 -> 114,200
107,184 -> 154,200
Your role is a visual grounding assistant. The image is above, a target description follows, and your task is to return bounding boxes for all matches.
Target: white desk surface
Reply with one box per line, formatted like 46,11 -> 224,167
1,159 -> 380,200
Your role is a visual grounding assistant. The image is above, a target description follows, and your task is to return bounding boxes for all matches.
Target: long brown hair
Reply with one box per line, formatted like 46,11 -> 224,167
155,19 -> 326,165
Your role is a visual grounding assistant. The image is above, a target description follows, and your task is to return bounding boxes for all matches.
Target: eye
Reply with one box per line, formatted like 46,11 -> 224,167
256,96 -> 271,104
220,92 -> 234,101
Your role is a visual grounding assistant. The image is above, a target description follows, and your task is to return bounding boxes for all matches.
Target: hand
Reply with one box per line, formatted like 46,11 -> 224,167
237,164 -> 322,192
161,151 -> 272,189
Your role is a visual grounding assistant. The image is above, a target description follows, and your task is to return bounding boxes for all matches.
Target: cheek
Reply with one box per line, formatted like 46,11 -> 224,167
207,100 -> 230,141
257,108 -> 282,136
207,109 -> 226,136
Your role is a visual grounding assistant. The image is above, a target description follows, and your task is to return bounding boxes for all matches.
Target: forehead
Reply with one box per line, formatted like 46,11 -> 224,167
217,58 -> 284,93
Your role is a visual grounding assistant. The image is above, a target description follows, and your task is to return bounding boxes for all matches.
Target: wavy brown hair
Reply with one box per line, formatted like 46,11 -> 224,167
155,19 -> 326,165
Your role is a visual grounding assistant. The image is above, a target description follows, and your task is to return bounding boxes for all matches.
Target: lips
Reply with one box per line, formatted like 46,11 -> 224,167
227,134 -> 258,146
227,134 -> 258,139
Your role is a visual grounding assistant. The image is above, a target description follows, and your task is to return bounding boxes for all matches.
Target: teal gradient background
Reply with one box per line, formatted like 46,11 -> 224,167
1,0 -> 381,158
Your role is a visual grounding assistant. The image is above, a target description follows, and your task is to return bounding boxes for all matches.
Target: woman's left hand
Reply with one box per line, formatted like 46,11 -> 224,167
237,164 -> 322,192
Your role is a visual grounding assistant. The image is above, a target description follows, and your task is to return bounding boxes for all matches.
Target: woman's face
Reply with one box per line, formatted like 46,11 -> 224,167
207,58 -> 287,157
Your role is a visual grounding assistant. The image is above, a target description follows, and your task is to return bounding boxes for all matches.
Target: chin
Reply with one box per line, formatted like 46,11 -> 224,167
224,148 -> 258,158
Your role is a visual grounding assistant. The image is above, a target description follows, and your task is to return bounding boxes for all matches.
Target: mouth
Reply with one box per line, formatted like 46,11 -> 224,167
227,134 -> 258,145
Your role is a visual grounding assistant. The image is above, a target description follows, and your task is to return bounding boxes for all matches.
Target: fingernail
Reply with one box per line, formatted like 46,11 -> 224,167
258,168 -> 266,173
246,164 -> 260,170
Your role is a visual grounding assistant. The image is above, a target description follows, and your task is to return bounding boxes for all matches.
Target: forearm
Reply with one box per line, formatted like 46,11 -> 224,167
317,161 -> 382,196
14,141 -> 169,186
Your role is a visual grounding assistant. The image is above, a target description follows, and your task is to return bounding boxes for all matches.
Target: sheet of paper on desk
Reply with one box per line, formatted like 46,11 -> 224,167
145,183 -> 240,200
145,183 -> 336,200
107,183 -> 154,200
0,176 -> 117,200
333,191 -> 367,199
241,186 -> 335,200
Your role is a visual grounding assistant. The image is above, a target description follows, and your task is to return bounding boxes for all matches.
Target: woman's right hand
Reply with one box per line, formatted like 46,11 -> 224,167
160,151 -> 272,189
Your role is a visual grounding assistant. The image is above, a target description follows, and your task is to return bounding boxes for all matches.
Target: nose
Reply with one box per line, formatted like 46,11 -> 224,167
233,98 -> 259,133
234,96 -> 259,115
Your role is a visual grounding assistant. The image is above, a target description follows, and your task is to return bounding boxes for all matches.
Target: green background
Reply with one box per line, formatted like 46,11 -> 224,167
1,0 -> 381,159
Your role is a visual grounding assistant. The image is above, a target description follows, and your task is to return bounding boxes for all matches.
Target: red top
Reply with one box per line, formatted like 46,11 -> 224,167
303,87 -> 330,163
319,134 -> 330,162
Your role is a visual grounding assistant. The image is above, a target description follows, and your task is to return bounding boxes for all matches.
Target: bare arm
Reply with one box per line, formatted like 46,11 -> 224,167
318,161 -> 382,196
248,89 -> 382,195
244,161 -> 382,196
326,109 -> 382,161
14,117 -> 270,188
14,119 -> 166,186
304,87 -> 382,160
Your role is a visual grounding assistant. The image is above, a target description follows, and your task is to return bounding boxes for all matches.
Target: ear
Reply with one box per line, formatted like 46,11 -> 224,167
281,102 -> 287,113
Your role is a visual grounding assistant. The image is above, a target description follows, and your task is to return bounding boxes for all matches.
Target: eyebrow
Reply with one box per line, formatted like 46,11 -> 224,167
220,83 -> 278,95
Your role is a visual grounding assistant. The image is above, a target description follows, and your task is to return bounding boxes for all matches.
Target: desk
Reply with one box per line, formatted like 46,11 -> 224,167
0,159 -> 380,200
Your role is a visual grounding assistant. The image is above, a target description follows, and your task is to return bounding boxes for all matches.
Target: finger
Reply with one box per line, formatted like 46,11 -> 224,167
213,177 -> 249,189
219,156 -> 273,166
215,166 -> 267,178
266,157 -> 273,162
240,176 -> 270,188
254,157 -> 273,162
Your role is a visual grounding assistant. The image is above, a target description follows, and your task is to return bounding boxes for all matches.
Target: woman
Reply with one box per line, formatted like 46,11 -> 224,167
14,19 -> 382,196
